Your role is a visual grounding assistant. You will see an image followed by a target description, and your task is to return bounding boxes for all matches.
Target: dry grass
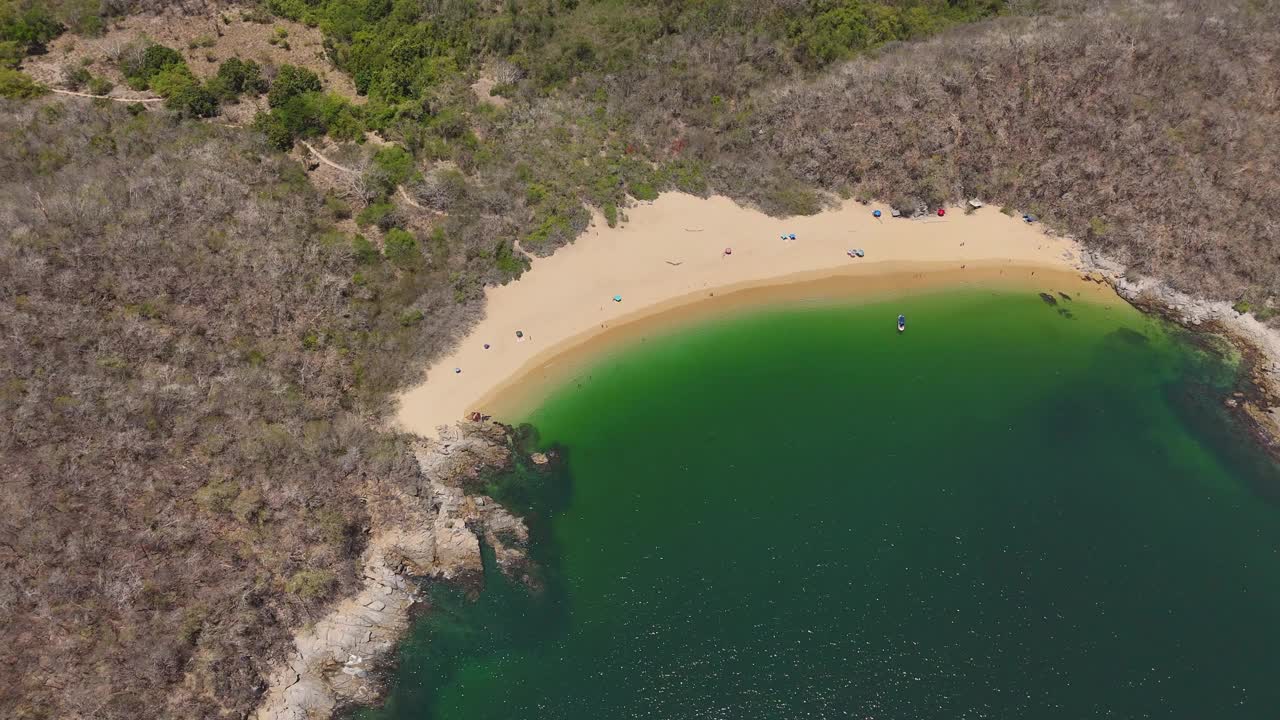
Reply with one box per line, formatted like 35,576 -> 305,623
0,100 -> 420,719
23,4 -> 361,114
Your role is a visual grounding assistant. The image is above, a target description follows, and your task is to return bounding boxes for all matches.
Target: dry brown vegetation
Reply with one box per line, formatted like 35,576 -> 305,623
4,1 -> 1280,718
592,0 -> 1280,305
0,100 -> 482,718
23,2 -> 359,122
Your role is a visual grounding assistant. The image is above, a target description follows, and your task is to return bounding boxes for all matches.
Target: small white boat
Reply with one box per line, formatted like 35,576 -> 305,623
897,314 -> 906,333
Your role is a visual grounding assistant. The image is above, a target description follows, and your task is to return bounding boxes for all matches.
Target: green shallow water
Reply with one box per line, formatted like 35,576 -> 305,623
359,289 -> 1280,719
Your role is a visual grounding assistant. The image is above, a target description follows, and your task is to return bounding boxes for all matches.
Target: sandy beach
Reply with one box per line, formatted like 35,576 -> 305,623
395,194 -> 1095,437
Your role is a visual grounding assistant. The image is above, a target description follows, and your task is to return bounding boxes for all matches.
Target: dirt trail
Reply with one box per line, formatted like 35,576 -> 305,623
50,88 -> 163,103
299,140 -> 360,174
300,140 -> 448,216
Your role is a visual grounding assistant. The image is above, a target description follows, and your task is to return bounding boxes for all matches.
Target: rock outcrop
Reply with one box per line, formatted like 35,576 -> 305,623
253,421 -> 531,720
1082,252 -> 1280,453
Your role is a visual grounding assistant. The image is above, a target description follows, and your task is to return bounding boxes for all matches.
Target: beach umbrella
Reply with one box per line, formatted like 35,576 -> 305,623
788,233 -> 796,240
454,367 -> 461,374
937,208 -> 946,217
515,330 -> 524,338
723,247 -> 733,255
613,294 -> 622,302
483,343 -> 490,349
873,209 -> 882,218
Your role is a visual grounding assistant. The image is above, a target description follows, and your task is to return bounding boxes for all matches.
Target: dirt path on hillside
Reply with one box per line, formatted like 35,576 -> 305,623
50,88 -> 163,103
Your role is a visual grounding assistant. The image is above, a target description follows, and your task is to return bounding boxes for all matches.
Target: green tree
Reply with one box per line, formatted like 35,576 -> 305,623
351,234 -> 379,264
0,3 -> 63,54
216,57 -> 267,97
0,39 -> 23,69
253,110 -> 294,150
138,43 -> 183,82
0,67 -> 44,98
267,64 -> 321,108
383,227 -> 419,269
150,64 -> 218,118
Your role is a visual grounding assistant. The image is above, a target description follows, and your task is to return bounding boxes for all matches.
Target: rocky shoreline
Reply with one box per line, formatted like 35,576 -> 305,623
1081,253 -> 1280,459
251,259 -> 1280,720
252,421 -> 536,720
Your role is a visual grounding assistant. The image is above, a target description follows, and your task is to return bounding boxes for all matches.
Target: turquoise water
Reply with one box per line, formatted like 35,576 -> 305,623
360,289 -> 1280,719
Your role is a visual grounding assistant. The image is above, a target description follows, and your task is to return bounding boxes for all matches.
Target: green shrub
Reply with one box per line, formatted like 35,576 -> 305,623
151,65 -> 218,118
121,43 -> 184,89
273,91 -> 330,137
431,107 -> 468,139
659,159 -> 708,195
603,202 -> 618,228
312,508 -> 352,545
1087,216 -> 1109,237
383,228 -> 419,269
284,569 -> 335,599
87,75 -> 113,96
241,6 -> 272,23
351,233 -> 378,264
364,145 -> 417,198
769,186 -> 823,216
398,308 -> 424,326
216,57 -> 266,97
267,64 -> 321,108
355,201 -> 396,229
194,477 -> 239,514
525,207 -> 577,247
268,92 -> 360,143
253,110 -> 293,150
230,487 -> 265,523
0,4 -> 63,54
1233,300 -> 1251,315
63,65 -> 90,89
324,194 -> 351,219
327,103 -> 364,142
493,239 -> 527,279
373,145 -> 416,185
629,181 -> 658,201
0,39 -> 23,69
0,67 -> 46,98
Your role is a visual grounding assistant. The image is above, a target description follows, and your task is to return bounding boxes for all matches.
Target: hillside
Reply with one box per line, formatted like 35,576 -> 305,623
0,102 -> 424,717
2,0 -> 1279,718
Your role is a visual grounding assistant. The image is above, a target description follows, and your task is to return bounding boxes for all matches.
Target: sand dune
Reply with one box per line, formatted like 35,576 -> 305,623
395,194 -> 1089,437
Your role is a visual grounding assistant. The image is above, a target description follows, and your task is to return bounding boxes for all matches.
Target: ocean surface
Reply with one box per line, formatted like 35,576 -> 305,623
358,288 -> 1280,719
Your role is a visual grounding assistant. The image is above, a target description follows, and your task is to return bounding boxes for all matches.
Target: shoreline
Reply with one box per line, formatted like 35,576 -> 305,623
479,262 -> 1115,424
260,197 -> 1280,720
395,193 -> 1086,437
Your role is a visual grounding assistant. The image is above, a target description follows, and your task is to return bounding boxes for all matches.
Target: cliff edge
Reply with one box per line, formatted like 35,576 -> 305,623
253,421 -> 531,720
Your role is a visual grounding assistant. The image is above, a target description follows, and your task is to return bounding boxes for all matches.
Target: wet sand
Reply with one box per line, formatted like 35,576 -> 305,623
395,194 -> 1094,437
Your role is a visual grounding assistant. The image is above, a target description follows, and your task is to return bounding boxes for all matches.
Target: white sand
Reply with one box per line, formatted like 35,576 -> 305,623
395,194 -> 1085,437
